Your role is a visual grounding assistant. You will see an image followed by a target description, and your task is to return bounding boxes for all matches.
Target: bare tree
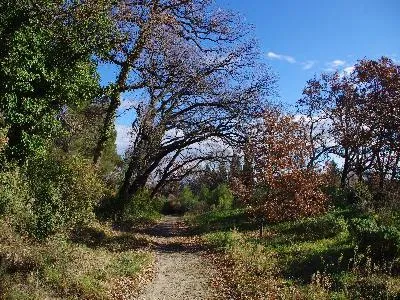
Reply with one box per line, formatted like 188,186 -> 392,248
117,37 -> 273,207
92,0 -> 274,209
297,75 -> 336,169
93,0 -> 253,164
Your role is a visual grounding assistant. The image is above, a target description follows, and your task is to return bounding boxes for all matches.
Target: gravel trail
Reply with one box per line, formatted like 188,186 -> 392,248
136,216 -> 216,300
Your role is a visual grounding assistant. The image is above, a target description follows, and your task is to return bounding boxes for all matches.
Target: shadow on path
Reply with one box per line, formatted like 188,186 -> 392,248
137,215 -> 209,253
133,215 -> 191,237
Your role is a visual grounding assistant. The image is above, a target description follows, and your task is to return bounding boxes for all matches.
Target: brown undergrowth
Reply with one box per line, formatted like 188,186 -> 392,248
0,219 -> 155,299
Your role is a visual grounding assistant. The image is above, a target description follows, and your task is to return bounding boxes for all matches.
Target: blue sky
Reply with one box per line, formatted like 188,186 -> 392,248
101,0 -> 400,153
216,0 -> 399,109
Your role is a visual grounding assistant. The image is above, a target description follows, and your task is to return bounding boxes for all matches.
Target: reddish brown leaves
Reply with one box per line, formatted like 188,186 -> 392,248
232,108 -> 328,222
298,57 -> 400,190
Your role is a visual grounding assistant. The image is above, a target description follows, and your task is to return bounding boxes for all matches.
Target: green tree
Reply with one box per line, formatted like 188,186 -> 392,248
179,186 -> 198,212
57,103 -> 121,176
199,185 -> 211,203
0,1 -> 113,163
211,184 -> 234,210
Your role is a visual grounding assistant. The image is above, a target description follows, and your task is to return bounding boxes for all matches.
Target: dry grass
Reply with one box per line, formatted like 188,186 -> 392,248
0,220 -> 154,299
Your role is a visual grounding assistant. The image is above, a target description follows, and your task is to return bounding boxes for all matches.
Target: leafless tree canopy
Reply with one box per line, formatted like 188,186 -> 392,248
92,0 -> 275,206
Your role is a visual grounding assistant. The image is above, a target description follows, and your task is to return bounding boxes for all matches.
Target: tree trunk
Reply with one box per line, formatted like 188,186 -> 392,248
5,125 -> 24,164
259,222 -> 264,238
117,170 -> 152,212
117,156 -> 138,209
117,142 -> 160,211
341,150 -> 350,188
93,91 -> 120,164
92,21 -> 150,165
378,170 -> 385,191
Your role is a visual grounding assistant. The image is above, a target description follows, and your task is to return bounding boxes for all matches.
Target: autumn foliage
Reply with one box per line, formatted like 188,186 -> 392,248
232,108 -> 328,223
298,57 -> 400,208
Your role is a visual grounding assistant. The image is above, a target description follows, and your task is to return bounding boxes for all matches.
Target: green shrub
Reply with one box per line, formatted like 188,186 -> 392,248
0,168 -> 33,228
326,186 -> 351,208
173,184 -> 234,214
199,185 -> 211,203
352,181 -> 374,213
203,183 -> 234,210
281,213 -> 348,241
178,186 -> 199,212
376,208 -> 400,229
26,153 -> 105,238
206,230 -> 242,251
122,189 -> 163,223
349,217 -> 400,259
212,184 -> 234,210
0,152 -> 105,239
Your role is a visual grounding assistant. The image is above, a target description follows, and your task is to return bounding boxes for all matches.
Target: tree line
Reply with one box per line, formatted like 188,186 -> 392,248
230,57 -> 400,224
0,1 -> 399,237
0,0 -> 272,235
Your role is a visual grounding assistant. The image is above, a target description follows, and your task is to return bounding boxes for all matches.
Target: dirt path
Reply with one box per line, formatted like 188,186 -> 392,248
136,216 -> 216,300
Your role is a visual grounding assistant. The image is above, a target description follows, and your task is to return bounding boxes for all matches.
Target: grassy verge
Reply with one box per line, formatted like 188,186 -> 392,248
0,220 -> 154,299
194,209 -> 400,299
185,208 -> 253,233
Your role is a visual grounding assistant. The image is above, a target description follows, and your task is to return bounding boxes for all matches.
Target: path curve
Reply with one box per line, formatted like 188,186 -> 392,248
136,216 -> 216,300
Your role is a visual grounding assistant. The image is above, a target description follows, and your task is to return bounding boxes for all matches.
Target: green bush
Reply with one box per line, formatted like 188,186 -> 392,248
122,189 -> 163,223
199,185 -> 211,203
206,229 -> 242,251
352,181 -> 374,212
0,153 -> 105,239
326,186 -> 351,208
349,217 -> 400,259
212,184 -> 234,210
178,186 -> 199,212
376,209 -> 400,228
202,183 -> 234,211
27,153 -> 105,238
0,168 -> 34,231
281,213 -> 348,241
173,184 -> 234,214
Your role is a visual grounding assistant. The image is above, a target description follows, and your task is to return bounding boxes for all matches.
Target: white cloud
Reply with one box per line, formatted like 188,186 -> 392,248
119,98 -> 139,111
266,51 -> 319,71
115,124 -> 132,155
337,65 -> 355,78
343,66 -> 355,75
324,59 -> 355,74
302,60 -> 317,70
267,51 -> 296,64
328,59 -> 346,68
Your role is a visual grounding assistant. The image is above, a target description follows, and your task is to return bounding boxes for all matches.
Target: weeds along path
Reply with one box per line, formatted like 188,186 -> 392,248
136,215 -> 216,300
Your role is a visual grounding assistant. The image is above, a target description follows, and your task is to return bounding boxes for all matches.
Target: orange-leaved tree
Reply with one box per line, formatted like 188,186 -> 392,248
232,108 -> 328,226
